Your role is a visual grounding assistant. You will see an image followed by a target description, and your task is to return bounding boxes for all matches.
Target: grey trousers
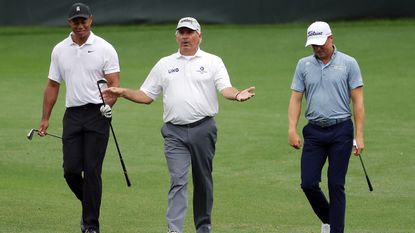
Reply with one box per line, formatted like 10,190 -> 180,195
161,117 -> 217,233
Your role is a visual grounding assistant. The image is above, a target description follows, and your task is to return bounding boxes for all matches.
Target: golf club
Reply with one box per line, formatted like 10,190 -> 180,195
97,79 -> 132,187
354,140 -> 373,192
27,128 -> 62,140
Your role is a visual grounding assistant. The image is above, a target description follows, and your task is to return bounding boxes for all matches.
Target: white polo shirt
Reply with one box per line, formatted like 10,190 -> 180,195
140,49 -> 232,124
48,32 -> 120,107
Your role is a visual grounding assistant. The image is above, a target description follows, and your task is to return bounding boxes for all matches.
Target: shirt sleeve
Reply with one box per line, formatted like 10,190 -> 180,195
140,60 -> 163,100
291,60 -> 305,92
103,44 -> 120,74
213,57 -> 232,91
48,46 -> 62,83
348,58 -> 364,89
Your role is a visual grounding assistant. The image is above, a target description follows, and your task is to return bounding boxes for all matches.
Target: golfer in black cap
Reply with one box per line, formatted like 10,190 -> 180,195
38,3 -> 120,233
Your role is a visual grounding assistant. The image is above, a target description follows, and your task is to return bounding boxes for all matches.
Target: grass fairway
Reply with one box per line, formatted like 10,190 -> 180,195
1,20 -> 415,233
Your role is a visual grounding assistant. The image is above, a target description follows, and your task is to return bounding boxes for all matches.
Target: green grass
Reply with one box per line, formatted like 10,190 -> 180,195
1,19 -> 415,232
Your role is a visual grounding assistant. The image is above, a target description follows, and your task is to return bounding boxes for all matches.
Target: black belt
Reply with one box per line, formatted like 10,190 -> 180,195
309,117 -> 350,128
168,116 -> 212,128
67,103 -> 101,110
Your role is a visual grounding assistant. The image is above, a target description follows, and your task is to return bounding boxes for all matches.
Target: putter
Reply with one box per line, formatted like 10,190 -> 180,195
97,79 -> 132,187
27,128 -> 62,140
354,140 -> 373,192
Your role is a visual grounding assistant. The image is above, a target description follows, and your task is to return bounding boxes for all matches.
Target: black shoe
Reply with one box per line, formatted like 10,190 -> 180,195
85,229 -> 98,233
80,218 -> 86,233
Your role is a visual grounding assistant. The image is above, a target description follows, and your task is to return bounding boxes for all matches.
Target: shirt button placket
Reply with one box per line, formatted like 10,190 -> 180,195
185,60 -> 191,78
76,46 -> 81,58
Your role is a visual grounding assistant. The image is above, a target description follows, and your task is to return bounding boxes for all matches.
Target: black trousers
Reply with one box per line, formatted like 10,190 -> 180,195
62,104 -> 109,231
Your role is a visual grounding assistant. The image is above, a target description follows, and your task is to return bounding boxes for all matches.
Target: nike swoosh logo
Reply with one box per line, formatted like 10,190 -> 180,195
87,50 -> 95,53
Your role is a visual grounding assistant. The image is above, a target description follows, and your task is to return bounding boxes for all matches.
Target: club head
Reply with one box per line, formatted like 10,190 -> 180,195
27,129 -> 37,140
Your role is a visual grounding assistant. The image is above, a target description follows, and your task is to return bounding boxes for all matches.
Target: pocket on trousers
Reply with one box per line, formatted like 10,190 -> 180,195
302,124 -> 310,138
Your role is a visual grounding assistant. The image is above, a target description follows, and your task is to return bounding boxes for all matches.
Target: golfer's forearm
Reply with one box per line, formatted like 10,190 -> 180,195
351,87 -> 364,139
288,112 -> 300,133
106,98 -> 117,107
42,95 -> 57,121
220,87 -> 240,100
353,105 -> 364,139
41,83 -> 59,121
121,89 -> 153,104
288,96 -> 302,133
105,73 -> 120,107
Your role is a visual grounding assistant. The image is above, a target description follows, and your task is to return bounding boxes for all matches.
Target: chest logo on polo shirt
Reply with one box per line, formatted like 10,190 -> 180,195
196,66 -> 207,74
331,65 -> 346,70
168,68 -> 179,74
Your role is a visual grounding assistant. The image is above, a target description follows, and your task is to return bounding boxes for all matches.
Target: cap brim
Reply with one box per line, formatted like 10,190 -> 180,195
176,22 -> 199,31
177,26 -> 197,30
305,37 -> 328,47
68,14 -> 90,20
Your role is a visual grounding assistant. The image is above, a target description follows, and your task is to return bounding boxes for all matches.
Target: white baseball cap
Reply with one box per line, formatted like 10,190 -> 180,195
305,21 -> 332,47
176,17 -> 201,33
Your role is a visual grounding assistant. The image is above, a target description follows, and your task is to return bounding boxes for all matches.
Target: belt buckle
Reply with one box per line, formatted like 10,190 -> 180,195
312,119 -> 334,127
320,121 -> 332,127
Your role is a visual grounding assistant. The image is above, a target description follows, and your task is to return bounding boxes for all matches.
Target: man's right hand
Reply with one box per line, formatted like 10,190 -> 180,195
288,131 -> 302,149
38,120 -> 49,137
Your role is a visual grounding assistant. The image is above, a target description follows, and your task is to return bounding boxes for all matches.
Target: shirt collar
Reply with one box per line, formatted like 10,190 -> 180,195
331,44 -> 338,59
68,31 -> 95,46
175,48 -> 203,59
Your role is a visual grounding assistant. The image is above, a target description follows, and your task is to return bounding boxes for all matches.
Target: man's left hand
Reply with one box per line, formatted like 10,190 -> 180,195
100,105 -> 112,118
236,86 -> 256,102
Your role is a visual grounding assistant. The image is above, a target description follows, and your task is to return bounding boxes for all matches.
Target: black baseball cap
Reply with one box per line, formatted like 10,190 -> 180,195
68,3 -> 92,20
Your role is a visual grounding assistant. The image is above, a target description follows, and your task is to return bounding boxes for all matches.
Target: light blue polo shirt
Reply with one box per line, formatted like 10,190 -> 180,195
291,46 -> 363,121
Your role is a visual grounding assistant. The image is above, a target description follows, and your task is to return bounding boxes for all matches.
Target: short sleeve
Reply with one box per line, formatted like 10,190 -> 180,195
291,60 -> 305,92
103,45 -> 120,75
48,46 -> 62,83
348,58 -> 363,89
140,60 -> 163,100
213,57 -> 232,91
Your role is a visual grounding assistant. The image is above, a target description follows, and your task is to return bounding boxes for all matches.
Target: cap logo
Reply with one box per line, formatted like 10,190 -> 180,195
308,31 -> 323,37
76,6 -> 81,12
179,18 -> 198,28
177,17 -> 201,32
180,19 -> 193,23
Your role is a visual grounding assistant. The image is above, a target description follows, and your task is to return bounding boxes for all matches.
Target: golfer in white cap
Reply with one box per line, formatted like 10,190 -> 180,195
102,17 -> 255,233
288,21 -> 365,233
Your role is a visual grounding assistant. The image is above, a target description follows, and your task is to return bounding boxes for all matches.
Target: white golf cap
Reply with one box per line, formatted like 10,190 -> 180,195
176,17 -> 201,33
305,21 -> 332,47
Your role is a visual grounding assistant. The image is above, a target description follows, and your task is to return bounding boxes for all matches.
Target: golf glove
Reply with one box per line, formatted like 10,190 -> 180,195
100,105 -> 112,118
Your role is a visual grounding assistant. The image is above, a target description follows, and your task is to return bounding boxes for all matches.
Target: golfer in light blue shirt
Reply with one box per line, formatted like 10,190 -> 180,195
288,21 -> 365,233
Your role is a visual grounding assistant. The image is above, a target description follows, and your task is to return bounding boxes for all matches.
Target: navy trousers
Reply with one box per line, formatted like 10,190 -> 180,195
301,120 -> 354,233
